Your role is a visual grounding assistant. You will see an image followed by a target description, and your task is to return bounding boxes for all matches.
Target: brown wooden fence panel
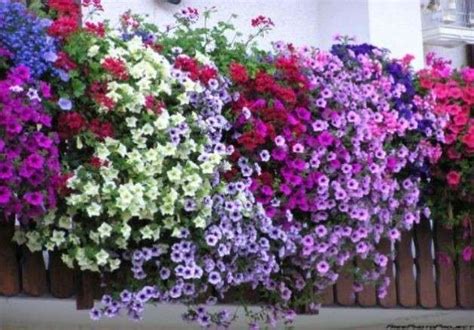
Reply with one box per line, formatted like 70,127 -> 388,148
414,220 -> 437,308
0,221 -> 20,296
76,271 -> 97,310
321,285 -> 334,305
21,247 -> 47,296
377,238 -> 397,308
356,258 -> 376,307
455,225 -> 474,308
49,251 -> 75,298
0,224 -> 473,311
434,222 -> 457,309
395,231 -> 417,307
335,262 -> 355,306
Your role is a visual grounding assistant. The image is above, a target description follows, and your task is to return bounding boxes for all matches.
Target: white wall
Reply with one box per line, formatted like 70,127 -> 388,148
95,0 -> 319,50
316,0 -> 370,51
316,0 -> 425,68
424,44 -> 468,67
368,0 -> 425,69
93,0 -> 466,69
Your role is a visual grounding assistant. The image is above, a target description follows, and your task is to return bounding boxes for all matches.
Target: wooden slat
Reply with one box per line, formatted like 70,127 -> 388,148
21,247 -> 47,296
414,220 -> 437,308
456,224 -> 474,309
377,239 -> 397,308
49,251 -> 75,298
433,222 -> 457,309
335,263 -> 355,306
395,231 -> 417,307
321,285 -> 334,305
0,220 -> 20,296
356,258 -> 376,307
76,271 -> 97,310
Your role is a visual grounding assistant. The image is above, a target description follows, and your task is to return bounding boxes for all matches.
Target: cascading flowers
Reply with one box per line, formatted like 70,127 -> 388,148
2,2 -> 456,329
22,16 -> 290,328
417,53 -> 474,262
226,39 -> 446,309
0,1 -> 58,78
26,25 -> 231,270
0,1 -> 61,225
0,63 -> 61,224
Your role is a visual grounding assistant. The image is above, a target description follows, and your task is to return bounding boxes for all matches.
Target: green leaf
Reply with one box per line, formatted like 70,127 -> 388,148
72,79 -> 86,97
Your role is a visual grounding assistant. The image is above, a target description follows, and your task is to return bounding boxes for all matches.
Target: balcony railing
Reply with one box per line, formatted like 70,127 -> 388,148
422,0 -> 474,46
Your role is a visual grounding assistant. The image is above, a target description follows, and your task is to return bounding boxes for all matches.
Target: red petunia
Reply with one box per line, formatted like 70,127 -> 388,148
446,170 -> 461,187
461,126 -> 474,149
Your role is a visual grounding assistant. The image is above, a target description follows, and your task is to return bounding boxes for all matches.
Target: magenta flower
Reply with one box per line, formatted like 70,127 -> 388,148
271,148 -> 287,161
0,66 -> 60,222
462,246 -> 473,262
316,131 -> 334,147
0,162 -> 13,179
25,153 -> 44,169
0,186 -> 12,204
23,191 -> 44,206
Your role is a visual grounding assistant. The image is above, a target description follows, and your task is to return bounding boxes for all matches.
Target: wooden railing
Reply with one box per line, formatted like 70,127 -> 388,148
0,221 -> 473,310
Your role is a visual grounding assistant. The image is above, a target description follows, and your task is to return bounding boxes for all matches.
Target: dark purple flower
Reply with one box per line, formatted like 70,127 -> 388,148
0,186 -> 11,204
23,191 -> 43,206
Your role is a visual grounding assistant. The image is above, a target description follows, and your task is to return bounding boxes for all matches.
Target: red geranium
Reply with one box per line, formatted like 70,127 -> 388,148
48,17 -> 79,39
199,65 -> 217,84
48,0 -> 80,18
57,112 -> 87,139
89,119 -> 114,139
101,57 -> 129,80
229,62 -> 248,84
54,51 -> 77,71
84,22 -> 106,37
90,81 -> 116,110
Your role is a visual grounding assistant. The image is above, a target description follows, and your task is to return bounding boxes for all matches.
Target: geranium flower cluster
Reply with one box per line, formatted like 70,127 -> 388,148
0,1 -> 57,78
227,41 -> 446,304
0,65 -> 60,223
418,54 -> 474,262
47,0 -> 81,39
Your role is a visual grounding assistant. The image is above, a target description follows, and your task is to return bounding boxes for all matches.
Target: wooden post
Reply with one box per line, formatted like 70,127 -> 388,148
0,220 -> 20,296
21,246 -> 48,296
414,220 -> 437,308
395,231 -> 417,307
49,251 -> 75,298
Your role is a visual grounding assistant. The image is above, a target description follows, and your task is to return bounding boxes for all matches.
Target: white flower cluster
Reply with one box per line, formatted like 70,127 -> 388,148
23,34 -> 230,272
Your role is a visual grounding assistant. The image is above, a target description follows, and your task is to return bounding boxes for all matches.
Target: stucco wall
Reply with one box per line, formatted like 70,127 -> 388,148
424,44 -> 468,67
94,1 -> 465,69
96,0 -> 319,50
